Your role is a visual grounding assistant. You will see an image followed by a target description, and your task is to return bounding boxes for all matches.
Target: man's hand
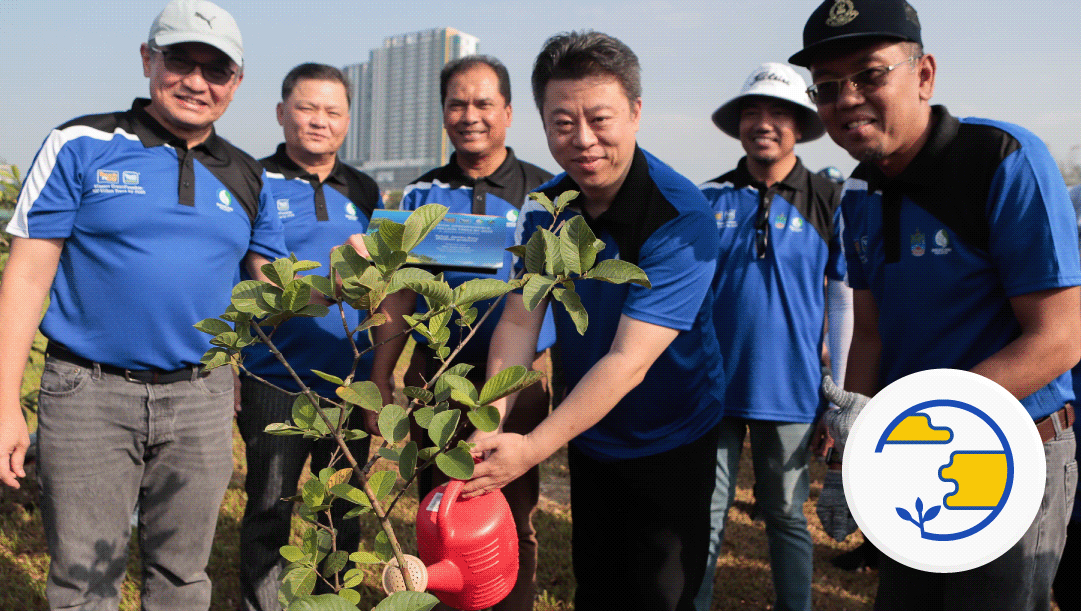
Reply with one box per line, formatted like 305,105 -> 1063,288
345,233 -> 371,259
326,234 -> 373,301
308,286 -> 336,307
362,410 -> 379,437
820,374 -> 870,455
817,469 -> 858,541
467,425 -> 503,451
810,416 -> 835,457
0,408 -> 30,489
462,432 -> 538,498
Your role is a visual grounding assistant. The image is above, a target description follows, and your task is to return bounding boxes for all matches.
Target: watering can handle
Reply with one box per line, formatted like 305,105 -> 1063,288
437,479 -> 466,541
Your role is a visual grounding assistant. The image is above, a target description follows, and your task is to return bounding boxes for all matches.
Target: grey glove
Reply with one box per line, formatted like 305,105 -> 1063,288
821,375 -> 870,455
817,469 -> 858,542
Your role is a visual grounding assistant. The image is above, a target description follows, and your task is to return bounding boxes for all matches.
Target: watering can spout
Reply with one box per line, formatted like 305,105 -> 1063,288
382,477 -> 518,610
425,558 -> 465,592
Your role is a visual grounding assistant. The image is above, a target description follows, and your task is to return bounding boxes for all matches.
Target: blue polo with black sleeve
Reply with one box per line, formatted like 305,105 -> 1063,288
842,105 -> 1081,420
239,144 -> 381,397
702,157 -> 844,423
7,98 -> 287,371
518,146 -> 725,461
400,148 -> 556,363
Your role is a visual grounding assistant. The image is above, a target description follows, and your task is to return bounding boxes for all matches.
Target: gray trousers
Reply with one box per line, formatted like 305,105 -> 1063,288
697,418 -> 814,611
237,377 -> 371,611
36,357 -> 235,611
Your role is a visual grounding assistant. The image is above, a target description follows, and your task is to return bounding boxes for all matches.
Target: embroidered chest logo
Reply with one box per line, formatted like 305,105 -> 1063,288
826,0 -> 859,26
344,202 -> 358,221
715,209 -> 737,229
93,169 -> 146,195
910,229 -> 925,257
789,216 -> 804,232
216,189 -> 234,212
277,198 -> 294,219
932,229 -> 952,255
774,213 -> 788,230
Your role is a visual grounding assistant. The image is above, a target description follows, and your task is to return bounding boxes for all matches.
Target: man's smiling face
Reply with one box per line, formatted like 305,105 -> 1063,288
738,96 -> 801,168
443,64 -> 512,163
141,41 -> 241,142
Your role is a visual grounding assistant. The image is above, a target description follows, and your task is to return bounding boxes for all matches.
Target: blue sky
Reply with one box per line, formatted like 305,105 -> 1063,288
1,0 -> 1077,185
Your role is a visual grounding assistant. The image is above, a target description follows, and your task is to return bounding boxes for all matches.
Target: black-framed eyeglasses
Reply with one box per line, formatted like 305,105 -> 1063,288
149,43 -> 237,86
806,56 -> 919,105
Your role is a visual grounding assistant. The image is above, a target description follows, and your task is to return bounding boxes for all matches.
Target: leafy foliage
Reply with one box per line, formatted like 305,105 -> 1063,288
0,164 -> 20,208
193,194 -> 647,609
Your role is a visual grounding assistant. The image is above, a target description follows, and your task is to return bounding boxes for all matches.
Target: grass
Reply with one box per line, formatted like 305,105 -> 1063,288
1,336 -> 881,610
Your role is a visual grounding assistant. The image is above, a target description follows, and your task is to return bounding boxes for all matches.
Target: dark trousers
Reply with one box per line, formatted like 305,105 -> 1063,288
569,422 -> 722,611
407,345 -> 552,611
1054,519 -> 1081,610
237,377 -> 372,611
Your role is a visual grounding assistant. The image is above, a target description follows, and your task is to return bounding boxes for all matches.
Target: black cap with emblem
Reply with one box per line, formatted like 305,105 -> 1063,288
789,0 -> 922,67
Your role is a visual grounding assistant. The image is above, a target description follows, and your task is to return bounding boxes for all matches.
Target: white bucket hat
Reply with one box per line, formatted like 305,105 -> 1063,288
711,62 -> 825,143
148,0 -> 244,68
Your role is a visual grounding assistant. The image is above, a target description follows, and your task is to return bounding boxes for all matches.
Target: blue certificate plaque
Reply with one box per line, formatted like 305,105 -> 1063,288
368,209 -> 507,274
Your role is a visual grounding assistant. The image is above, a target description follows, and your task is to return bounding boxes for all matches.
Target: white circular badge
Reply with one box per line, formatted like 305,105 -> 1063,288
843,369 -> 1046,573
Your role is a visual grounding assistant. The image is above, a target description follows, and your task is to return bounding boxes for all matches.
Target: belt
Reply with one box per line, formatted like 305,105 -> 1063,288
1035,403 -> 1074,443
45,342 -> 208,384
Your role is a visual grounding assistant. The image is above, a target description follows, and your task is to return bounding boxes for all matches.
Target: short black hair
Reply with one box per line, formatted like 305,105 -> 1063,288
531,30 -> 641,113
281,63 -> 352,107
439,55 -> 512,107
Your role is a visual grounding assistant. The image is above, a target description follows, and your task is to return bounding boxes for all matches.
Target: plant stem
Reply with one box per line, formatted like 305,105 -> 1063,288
249,320 -> 417,591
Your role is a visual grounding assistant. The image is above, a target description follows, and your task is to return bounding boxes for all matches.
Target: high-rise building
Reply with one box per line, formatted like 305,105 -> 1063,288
342,28 -> 480,192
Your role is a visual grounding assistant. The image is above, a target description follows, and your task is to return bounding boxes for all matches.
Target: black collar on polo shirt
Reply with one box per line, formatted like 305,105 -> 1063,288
263,143 -> 358,222
445,147 -> 521,188
724,156 -> 837,248
851,105 -> 1010,261
128,98 -> 232,210
852,105 -> 959,196
129,98 -> 229,161
442,148 -> 528,215
264,143 -> 354,187
728,155 -> 809,195
541,145 -> 675,266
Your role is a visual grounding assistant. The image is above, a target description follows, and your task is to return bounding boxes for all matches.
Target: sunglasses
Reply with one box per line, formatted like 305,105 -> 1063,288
150,44 -> 237,86
754,199 -> 771,259
806,56 -> 919,105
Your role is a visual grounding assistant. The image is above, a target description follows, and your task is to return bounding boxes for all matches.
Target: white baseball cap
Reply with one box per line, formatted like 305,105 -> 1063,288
711,62 -> 825,143
148,0 -> 243,68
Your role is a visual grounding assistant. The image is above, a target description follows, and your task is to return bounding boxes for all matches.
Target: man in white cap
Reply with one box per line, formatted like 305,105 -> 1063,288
0,1 -> 286,608
695,62 -> 846,611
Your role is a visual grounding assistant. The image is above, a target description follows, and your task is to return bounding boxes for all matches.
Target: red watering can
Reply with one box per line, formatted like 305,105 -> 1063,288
382,479 -> 518,610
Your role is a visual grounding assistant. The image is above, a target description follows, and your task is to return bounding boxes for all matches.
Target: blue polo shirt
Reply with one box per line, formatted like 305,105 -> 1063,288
8,99 -> 287,371
702,157 -> 844,423
1070,183 -> 1081,522
239,145 -> 381,397
401,148 -> 556,363
842,106 -> 1081,420
518,146 -> 725,460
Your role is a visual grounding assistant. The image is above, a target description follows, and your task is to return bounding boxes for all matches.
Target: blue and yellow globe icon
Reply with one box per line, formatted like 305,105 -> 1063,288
876,400 -> 1011,541
845,370 -> 1046,572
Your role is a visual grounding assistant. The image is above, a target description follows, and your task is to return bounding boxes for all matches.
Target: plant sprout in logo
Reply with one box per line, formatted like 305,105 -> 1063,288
897,497 -> 941,538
